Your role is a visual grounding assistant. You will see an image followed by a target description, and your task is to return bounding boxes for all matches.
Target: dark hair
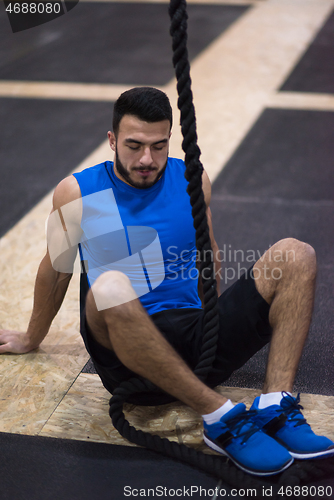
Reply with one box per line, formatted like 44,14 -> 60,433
112,87 -> 173,135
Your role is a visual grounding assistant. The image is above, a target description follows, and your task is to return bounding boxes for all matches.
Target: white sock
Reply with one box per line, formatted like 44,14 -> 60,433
202,399 -> 235,425
258,391 -> 292,409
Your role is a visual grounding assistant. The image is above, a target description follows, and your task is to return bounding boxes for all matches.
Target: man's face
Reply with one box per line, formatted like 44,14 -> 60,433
108,115 -> 171,189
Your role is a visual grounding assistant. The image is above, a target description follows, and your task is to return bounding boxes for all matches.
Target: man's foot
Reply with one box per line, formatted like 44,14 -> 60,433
250,392 -> 334,459
203,403 -> 293,476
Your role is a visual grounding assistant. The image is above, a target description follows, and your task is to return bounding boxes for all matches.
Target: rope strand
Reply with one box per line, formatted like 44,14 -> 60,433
169,0 -> 219,381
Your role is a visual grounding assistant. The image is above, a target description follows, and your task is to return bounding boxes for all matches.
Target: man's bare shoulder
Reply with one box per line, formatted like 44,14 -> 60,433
52,175 -> 81,211
47,176 -> 83,270
201,169 -> 212,207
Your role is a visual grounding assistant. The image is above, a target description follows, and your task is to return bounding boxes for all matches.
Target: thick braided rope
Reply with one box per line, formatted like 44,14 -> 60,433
169,0 -> 219,380
108,0 -> 334,492
109,379 -> 334,498
109,378 -> 264,494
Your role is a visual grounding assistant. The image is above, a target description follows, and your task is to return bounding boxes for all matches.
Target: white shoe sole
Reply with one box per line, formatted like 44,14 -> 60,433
203,434 -> 294,477
289,447 -> 334,459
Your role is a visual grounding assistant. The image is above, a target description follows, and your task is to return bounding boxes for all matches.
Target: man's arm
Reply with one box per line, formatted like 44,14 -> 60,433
0,175 -> 82,354
197,170 -> 221,305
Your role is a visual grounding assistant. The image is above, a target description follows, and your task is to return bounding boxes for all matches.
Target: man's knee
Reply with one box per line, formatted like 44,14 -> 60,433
254,238 -> 316,303
91,270 -> 138,311
272,238 -> 317,280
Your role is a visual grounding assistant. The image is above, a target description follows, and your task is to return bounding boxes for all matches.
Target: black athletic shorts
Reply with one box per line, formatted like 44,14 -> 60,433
80,266 -> 272,405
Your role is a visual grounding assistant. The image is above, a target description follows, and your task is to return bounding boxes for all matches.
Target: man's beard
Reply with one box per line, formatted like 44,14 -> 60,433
114,149 -> 168,189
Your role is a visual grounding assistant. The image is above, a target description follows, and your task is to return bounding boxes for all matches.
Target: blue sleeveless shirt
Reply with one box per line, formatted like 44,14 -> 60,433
73,158 -> 202,315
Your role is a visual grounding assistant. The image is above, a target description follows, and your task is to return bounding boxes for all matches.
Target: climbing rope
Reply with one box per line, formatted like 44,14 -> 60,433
169,0 -> 219,380
109,0 -> 334,495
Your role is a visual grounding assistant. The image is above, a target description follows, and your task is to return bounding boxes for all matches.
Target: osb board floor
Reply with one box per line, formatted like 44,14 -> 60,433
39,373 -> 334,451
0,138 -> 112,435
0,188 -> 90,435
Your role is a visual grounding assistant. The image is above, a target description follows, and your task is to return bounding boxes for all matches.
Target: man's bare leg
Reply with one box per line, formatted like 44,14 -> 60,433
85,270 -> 296,475
253,238 -> 317,394
85,270 -> 227,415
251,240 -> 334,460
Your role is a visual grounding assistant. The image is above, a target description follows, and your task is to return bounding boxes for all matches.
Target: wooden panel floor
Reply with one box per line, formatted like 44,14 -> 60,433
39,374 -> 334,451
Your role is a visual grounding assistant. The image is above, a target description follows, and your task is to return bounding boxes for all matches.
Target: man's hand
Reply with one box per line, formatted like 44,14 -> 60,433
0,329 -> 36,354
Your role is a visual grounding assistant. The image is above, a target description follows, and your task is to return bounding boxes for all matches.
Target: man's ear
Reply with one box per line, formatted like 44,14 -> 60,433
108,131 -> 116,152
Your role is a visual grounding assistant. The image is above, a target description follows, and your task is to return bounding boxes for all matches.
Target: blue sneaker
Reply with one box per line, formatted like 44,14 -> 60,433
250,392 -> 334,460
203,403 -> 293,476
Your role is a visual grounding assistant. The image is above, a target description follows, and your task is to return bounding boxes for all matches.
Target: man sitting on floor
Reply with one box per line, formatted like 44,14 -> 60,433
0,87 -> 333,476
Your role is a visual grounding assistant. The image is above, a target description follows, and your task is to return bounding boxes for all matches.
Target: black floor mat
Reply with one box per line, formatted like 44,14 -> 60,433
0,1 -> 249,236
0,2 -> 249,85
211,108 -> 334,396
1,431 -> 333,500
280,8 -> 334,93
0,97 -> 113,237
0,432 -> 225,500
